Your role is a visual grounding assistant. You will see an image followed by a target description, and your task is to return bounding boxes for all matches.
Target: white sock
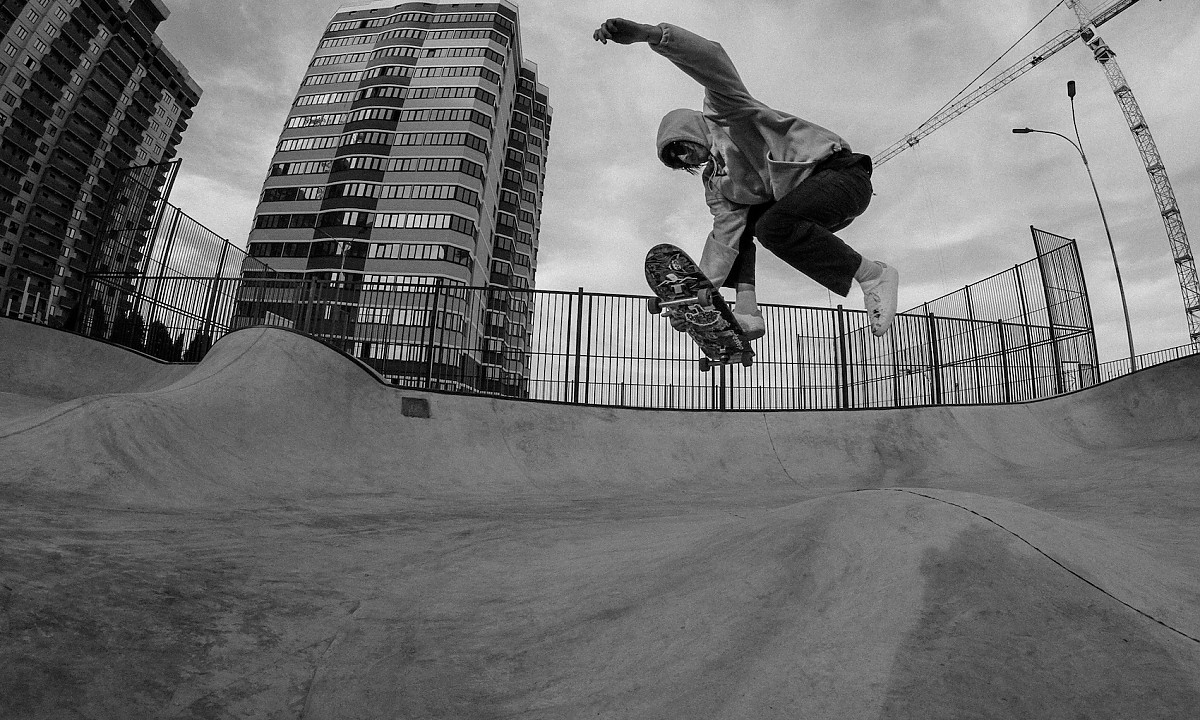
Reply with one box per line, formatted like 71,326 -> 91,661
735,284 -> 758,315
854,258 -> 884,284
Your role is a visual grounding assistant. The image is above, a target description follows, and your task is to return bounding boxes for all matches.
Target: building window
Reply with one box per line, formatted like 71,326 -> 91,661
15,26 -> 29,40
367,242 -> 474,269
276,135 -> 341,152
261,186 -> 325,202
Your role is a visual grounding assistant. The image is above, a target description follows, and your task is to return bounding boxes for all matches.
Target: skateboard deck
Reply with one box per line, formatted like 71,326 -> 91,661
644,243 -> 755,371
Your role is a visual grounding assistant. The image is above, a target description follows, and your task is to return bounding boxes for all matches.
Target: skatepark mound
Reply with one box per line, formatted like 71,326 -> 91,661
0,318 -> 194,404
1,482 -> 1197,718
2,321 -> 1200,718
1,321 -> 1199,510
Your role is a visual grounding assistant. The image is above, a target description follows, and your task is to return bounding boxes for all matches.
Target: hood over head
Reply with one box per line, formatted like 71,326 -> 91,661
656,108 -> 710,166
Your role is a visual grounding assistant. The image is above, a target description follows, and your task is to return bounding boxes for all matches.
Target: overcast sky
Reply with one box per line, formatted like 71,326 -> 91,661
154,0 -> 1200,362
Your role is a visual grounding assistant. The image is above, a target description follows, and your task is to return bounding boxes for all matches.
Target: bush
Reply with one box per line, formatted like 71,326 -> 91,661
183,332 -> 214,362
145,321 -> 179,362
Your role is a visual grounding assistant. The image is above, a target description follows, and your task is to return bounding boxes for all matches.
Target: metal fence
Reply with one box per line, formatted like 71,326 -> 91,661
69,229 -> 1128,410
70,159 -> 276,352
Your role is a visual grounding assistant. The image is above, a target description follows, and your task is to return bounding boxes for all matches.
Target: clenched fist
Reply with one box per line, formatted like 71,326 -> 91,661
593,18 -> 663,45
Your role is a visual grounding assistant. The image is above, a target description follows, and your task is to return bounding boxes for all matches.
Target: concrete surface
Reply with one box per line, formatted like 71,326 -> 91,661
1,317 -> 1198,719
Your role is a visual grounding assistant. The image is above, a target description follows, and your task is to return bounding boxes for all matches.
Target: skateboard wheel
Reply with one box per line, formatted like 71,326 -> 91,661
698,357 -> 711,373
647,297 -> 661,315
696,288 -> 712,306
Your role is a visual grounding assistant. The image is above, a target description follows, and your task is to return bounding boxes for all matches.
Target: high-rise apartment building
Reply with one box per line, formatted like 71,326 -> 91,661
245,0 -> 550,394
0,0 -> 200,323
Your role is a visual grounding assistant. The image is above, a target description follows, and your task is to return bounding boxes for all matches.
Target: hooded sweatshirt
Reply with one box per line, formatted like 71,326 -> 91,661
652,23 -> 850,286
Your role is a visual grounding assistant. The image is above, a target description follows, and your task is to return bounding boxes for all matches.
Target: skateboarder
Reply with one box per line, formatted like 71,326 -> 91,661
594,18 -> 899,339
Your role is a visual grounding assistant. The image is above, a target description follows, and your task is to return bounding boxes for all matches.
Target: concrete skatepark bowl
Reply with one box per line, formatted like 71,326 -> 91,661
1,317 -> 1198,718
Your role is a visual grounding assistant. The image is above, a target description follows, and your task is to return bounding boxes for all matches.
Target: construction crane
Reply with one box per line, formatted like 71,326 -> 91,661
874,0 -> 1200,344
1065,1 -> 1200,344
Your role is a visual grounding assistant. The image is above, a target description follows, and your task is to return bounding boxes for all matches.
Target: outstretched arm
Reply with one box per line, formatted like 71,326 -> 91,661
595,20 -> 756,123
593,18 -> 662,45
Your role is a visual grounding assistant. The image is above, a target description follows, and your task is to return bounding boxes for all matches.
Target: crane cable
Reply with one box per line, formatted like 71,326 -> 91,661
919,1 -> 1068,134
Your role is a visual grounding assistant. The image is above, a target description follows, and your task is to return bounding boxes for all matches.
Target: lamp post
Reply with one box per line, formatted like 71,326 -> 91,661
312,223 -> 368,281
1012,80 -> 1137,372
311,222 -> 370,345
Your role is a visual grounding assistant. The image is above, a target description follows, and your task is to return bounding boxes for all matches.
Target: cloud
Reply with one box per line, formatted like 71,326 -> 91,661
154,0 -> 1200,360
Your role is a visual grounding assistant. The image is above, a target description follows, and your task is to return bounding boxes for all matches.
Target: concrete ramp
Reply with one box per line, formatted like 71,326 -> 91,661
0,319 -> 194,405
1,320 -> 1198,718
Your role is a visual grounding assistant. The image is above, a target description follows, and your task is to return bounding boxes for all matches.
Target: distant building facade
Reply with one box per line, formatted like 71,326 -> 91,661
0,0 -> 200,323
245,0 -> 551,394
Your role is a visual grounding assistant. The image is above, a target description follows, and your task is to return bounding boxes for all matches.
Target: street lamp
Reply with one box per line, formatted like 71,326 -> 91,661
1013,79 -> 1137,372
310,222 -> 370,343
312,222 -> 368,281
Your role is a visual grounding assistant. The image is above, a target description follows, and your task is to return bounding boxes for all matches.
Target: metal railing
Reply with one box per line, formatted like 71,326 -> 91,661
69,273 -> 1100,410
52,225 -> 1197,410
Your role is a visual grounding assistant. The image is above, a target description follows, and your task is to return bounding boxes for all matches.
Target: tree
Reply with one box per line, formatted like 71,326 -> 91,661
183,332 -> 214,362
88,301 -> 108,339
110,309 -> 146,352
145,321 -> 178,361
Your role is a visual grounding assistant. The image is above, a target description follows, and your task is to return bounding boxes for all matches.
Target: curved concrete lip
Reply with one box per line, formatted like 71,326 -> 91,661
2,319 -> 1198,719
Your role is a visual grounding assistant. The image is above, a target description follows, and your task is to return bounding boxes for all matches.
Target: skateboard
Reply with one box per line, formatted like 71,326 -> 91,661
644,243 -> 755,372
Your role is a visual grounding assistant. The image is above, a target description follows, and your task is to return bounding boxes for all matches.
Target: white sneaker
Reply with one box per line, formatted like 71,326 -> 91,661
860,262 -> 899,337
733,312 -> 766,340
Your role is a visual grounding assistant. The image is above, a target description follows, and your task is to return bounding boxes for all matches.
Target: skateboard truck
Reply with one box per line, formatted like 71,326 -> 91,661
645,243 -> 756,372
646,287 -> 715,315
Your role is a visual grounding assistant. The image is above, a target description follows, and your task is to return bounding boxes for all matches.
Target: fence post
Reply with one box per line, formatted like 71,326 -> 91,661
146,207 -> 183,325
836,304 -> 849,409
998,319 -> 1011,404
202,234 -> 230,337
926,312 -> 943,406
1033,239 -> 1066,396
571,287 -> 585,403
303,276 -> 318,334
1014,266 -> 1038,398
423,280 -> 443,389
964,285 -> 984,403
583,291 -> 594,405
718,363 -> 728,411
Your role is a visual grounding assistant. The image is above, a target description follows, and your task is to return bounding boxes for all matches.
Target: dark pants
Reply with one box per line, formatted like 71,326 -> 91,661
725,155 -> 873,297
